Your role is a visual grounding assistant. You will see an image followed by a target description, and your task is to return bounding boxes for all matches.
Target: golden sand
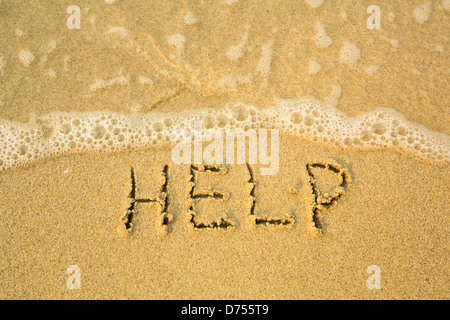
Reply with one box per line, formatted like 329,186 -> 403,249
0,0 -> 448,299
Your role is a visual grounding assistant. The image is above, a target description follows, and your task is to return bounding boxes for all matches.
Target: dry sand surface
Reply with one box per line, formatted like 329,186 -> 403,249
0,0 -> 449,299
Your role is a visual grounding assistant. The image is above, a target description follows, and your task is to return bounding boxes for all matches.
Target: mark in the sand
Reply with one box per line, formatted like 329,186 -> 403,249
118,161 -> 351,237
187,164 -> 234,229
306,161 -> 352,236
246,163 -> 294,227
119,165 -> 172,237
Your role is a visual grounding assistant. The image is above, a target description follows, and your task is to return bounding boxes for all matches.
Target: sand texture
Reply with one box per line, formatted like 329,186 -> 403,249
0,0 -> 449,299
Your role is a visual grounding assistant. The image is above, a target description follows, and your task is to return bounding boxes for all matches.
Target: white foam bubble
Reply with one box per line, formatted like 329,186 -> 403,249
184,10 -> 197,25
256,40 -> 274,76
308,60 -> 322,74
138,76 -> 153,85
47,40 -> 57,53
364,65 -> 379,76
0,55 -> 5,75
63,56 -> 70,71
89,75 -> 128,91
414,1 -> 432,23
435,44 -> 444,52
305,0 -> 324,8
88,15 -> 96,25
15,29 -> 23,37
339,41 -> 360,67
444,0 -> 450,11
313,22 -> 332,48
0,97 -> 448,173
168,33 -> 185,50
383,36 -> 399,48
323,84 -> 342,108
18,49 -> 35,67
216,74 -> 253,90
226,30 -> 249,61
106,26 -> 129,38
47,68 -> 57,78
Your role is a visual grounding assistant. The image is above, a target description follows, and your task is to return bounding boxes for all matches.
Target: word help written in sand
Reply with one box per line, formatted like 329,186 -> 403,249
117,161 -> 351,238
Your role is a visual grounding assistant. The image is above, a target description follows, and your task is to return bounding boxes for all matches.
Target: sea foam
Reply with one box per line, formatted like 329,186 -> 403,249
0,97 -> 448,172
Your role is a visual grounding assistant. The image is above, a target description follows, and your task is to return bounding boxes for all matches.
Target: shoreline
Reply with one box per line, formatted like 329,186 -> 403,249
1,138 -> 448,299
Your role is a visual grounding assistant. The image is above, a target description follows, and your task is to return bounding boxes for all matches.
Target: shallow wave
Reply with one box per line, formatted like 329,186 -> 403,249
0,97 -> 448,172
